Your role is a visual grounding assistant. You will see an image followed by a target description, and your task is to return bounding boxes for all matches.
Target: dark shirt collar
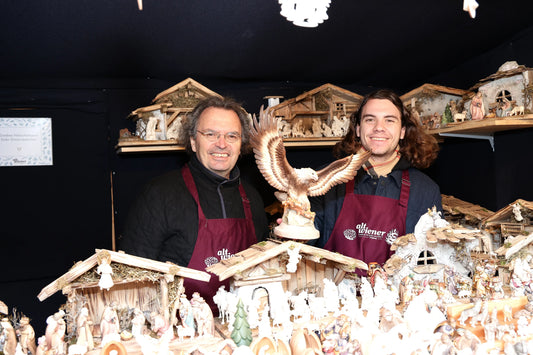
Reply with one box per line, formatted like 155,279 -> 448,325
188,154 -> 240,185
358,156 -> 411,188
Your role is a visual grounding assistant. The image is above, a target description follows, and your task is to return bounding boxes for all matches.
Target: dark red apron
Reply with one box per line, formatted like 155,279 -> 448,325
324,170 -> 410,275
181,165 -> 256,314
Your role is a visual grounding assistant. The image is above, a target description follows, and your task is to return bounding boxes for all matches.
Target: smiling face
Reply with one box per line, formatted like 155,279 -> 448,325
356,98 -> 406,164
190,107 -> 242,179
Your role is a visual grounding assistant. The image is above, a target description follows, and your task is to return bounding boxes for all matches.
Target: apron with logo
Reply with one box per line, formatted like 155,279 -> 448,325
324,170 -> 410,275
181,165 -> 256,314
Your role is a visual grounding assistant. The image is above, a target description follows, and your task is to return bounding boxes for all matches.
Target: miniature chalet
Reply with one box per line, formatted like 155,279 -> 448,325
266,83 -> 363,138
37,249 -> 210,338
468,61 -> 533,117
206,239 -> 367,314
121,77 -> 222,143
481,199 -> 533,244
400,83 -> 471,129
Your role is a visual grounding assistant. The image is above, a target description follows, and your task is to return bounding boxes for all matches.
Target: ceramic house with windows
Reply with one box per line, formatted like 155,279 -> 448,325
266,83 -> 363,138
120,77 -> 221,144
400,83 -> 470,129
383,209 -> 480,289
38,249 -> 210,339
468,61 -> 533,118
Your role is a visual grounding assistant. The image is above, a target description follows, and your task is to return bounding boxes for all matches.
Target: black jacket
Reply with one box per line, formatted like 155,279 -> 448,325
118,155 -> 269,266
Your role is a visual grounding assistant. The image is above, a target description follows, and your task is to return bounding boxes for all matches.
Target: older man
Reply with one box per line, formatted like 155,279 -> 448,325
119,96 -> 268,312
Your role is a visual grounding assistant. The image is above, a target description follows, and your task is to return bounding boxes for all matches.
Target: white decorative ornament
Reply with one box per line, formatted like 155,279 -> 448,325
286,245 -> 302,273
96,259 -> 114,291
279,0 -> 331,28
463,0 -> 479,18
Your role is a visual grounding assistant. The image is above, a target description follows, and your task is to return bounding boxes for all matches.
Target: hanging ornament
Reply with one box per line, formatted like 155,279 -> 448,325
463,0 -> 479,18
279,0 -> 331,28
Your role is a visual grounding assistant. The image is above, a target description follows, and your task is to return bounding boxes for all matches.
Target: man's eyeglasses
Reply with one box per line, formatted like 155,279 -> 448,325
196,130 -> 241,143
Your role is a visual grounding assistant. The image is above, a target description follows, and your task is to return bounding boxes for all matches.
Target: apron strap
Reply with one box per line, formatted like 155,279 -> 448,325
399,170 -> 410,207
182,164 -> 206,220
239,184 -> 252,220
345,179 -> 355,197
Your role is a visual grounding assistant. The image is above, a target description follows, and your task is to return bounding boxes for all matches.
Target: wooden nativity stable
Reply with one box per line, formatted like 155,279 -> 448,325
400,83 -> 471,129
37,249 -> 210,339
481,199 -> 533,240
119,77 -> 222,144
206,239 -> 367,318
266,83 -> 363,139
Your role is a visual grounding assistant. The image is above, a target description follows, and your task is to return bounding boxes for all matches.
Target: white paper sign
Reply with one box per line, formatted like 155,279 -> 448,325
0,117 -> 53,166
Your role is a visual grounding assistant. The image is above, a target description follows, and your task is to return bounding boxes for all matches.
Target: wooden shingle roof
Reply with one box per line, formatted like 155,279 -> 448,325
441,194 -> 494,225
268,83 -> 363,112
482,199 -> 533,228
206,240 -> 367,282
38,249 -> 210,301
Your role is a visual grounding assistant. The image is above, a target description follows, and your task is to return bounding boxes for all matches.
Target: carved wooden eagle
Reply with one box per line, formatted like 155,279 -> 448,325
249,107 -> 371,214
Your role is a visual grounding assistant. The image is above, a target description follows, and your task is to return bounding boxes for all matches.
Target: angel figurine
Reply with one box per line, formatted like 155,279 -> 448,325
250,107 -> 371,240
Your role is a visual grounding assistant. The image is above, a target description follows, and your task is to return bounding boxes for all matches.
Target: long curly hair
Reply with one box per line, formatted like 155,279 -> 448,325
333,89 -> 439,169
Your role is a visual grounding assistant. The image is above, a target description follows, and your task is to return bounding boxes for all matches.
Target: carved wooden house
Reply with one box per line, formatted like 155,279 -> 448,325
266,83 -> 363,138
38,249 -> 210,338
123,77 -> 221,143
400,83 -> 470,129
206,239 -> 366,318
481,199 -> 533,240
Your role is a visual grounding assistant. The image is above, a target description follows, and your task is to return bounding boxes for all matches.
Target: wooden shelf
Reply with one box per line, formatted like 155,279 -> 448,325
116,139 -> 185,154
116,137 -> 342,154
428,115 -> 533,135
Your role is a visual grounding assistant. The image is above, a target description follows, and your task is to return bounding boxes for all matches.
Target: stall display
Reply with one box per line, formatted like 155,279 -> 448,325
0,198 -> 533,354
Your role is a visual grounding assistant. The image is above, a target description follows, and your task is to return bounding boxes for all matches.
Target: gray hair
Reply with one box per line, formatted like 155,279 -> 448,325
181,96 -> 251,154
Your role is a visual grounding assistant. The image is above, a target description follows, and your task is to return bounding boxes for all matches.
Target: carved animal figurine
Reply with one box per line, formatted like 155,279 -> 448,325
503,304 -> 513,323
250,106 -> 371,240
508,105 -> 525,116
458,300 -> 483,326
469,301 -> 489,327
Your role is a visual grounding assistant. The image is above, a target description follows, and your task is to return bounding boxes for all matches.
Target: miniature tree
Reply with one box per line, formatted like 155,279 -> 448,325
442,103 -> 453,126
231,299 -> 252,347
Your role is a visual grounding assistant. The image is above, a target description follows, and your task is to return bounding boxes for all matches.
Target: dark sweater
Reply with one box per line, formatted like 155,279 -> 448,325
118,155 -> 269,266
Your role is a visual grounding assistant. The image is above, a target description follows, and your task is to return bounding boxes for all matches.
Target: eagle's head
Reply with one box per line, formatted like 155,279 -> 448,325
294,168 -> 318,184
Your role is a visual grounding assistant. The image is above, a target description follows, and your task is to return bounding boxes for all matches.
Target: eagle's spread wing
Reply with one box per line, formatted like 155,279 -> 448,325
307,150 -> 371,196
249,106 -> 293,192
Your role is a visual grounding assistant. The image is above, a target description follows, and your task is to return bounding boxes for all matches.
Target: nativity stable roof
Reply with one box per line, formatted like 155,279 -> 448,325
400,83 -> 470,102
441,194 -> 494,225
38,249 -> 210,301
152,77 -> 221,103
268,83 -> 363,111
482,199 -> 533,228
206,239 -> 367,282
